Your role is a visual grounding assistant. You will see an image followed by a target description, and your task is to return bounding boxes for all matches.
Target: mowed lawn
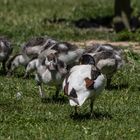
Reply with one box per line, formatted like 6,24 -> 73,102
0,0 -> 140,140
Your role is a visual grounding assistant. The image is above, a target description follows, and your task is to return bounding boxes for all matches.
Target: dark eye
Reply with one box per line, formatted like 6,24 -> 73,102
53,57 -> 56,62
12,63 -> 15,67
48,56 -> 52,61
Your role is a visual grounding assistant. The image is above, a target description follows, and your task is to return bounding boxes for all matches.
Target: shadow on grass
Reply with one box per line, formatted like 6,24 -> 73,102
5,72 -> 35,80
0,69 -> 7,76
106,83 -> 129,90
42,16 -> 113,29
22,74 -> 35,79
73,16 -> 113,29
4,72 -> 24,79
41,96 -> 68,104
70,111 -> 112,121
43,16 -> 140,31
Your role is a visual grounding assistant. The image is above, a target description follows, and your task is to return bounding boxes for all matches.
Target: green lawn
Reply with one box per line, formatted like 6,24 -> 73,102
0,0 -> 140,140
0,0 -> 140,43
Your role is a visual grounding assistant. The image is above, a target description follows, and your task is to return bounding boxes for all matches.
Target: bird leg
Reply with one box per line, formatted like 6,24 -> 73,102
55,84 -> 61,98
35,73 -> 46,99
90,99 -> 96,118
23,66 -> 29,78
2,61 -> 6,74
74,106 -> 78,116
23,72 -> 29,79
38,84 -> 46,99
106,78 -> 112,89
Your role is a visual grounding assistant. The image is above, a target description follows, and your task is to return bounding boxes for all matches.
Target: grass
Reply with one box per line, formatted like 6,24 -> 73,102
0,0 -> 140,139
0,0 -> 140,43
0,58 -> 140,140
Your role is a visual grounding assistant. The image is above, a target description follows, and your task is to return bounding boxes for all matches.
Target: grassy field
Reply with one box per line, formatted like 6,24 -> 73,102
0,0 -> 140,43
0,0 -> 140,140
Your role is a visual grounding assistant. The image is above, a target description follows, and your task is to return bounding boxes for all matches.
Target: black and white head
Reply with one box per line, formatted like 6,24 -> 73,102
44,51 -> 58,71
40,49 -> 67,74
44,53 -> 67,75
43,38 -> 57,50
79,54 -> 95,65
56,59 -> 67,75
